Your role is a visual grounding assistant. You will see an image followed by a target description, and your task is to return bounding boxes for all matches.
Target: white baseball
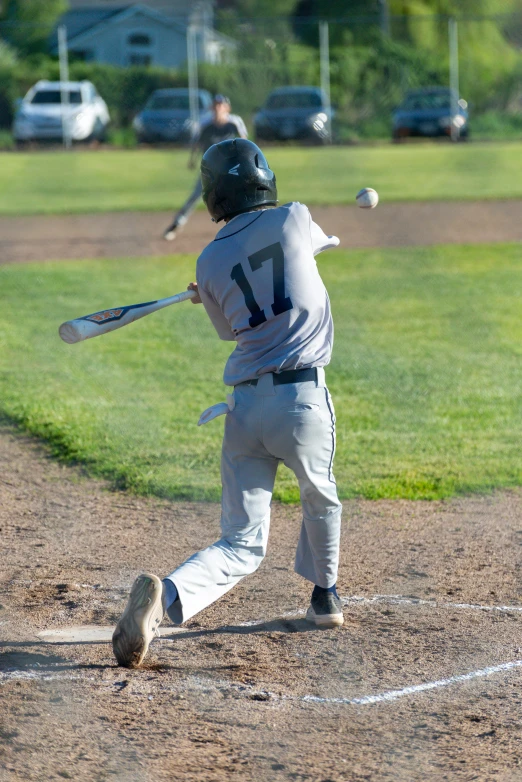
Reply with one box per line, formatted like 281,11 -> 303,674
356,187 -> 379,209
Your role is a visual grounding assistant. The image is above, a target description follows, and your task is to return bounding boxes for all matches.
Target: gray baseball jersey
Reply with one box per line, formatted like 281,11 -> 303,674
196,202 -> 340,386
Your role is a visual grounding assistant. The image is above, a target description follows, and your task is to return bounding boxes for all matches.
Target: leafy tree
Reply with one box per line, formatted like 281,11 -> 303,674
217,0 -> 297,18
0,37 -> 16,67
292,0 -> 386,46
0,0 -> 68,55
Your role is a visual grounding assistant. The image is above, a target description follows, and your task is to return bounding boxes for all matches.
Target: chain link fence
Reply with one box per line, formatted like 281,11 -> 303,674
0,7 -> 521,144
212,10 -> 522,142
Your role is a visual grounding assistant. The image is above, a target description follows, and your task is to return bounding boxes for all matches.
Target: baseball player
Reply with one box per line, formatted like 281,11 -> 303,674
113,139 -> 343,668
163,94 -> 248,241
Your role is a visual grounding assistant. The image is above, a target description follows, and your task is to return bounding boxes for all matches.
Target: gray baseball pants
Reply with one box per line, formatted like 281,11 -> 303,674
165,369 -> 342,624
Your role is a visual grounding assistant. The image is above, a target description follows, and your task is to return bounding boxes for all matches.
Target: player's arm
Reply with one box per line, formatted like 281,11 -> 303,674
310,219 -> 340,255
236,116 -> 248,139
229,114 -> 248,139
192,281 -> 235,341
298,204 -> 338,255
289,202 -> 339,256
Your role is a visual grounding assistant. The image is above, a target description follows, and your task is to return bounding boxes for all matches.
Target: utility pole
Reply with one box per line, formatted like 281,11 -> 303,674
58,25 -> 71,149
187,25 -> 200,136
379,0 -> 390,37
319,21 -> 331,144
448,17 -> 460,142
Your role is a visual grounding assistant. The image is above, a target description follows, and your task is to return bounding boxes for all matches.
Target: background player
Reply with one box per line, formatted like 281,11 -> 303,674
114,139 -> 343,668
163,94 -> 248,241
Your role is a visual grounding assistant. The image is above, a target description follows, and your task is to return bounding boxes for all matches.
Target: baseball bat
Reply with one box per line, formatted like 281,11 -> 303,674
59,289 -> 197,344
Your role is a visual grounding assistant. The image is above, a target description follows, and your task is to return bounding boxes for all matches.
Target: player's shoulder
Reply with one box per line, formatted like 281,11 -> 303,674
238,202 -> 310,227
197,241 -> 215,267
280,201 -> 310,212
278,201 -> 311,222
196,239 -> 218,277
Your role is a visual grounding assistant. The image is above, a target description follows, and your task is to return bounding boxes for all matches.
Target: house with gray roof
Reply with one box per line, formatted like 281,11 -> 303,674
50,2 -> 235,68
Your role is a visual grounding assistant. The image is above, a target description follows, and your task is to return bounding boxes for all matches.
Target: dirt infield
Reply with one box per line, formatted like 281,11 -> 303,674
1,421 -> 522,781
2,199 -> 522,263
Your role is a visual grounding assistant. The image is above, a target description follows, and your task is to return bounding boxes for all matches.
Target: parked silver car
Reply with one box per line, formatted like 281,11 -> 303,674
13,80 -> 110,144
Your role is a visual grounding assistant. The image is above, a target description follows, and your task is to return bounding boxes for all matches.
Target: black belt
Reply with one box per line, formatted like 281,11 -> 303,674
237,367 -> 318,387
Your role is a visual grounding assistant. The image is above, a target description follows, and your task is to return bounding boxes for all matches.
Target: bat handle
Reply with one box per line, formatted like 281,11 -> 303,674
173,289 -> 197,304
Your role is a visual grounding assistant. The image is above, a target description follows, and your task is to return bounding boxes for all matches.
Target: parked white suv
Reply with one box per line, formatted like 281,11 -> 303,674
13,80 -> 110,144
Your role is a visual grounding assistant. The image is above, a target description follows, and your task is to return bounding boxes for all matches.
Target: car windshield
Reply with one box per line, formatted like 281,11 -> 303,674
266,92 -> 323,110
402,92 -> 452,110
31,90 -> 83,105
147,95 -> 190,110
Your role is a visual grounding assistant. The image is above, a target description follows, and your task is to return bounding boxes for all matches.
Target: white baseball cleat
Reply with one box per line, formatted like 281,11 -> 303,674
112,573 -> 165,668
306,590 -> 344,628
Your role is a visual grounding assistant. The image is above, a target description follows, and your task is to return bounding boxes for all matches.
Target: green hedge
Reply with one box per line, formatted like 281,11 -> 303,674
0,57 -> 191,128
0,38 -> 521,141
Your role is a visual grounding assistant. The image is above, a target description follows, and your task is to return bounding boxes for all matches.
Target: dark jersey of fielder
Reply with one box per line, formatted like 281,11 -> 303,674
196,202 -> 339,387
197,114 -> 248,153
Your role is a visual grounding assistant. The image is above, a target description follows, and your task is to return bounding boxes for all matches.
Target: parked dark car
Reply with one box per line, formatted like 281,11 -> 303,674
392,87 -> 469,141
254,86 -> 332,144
133,88 -> 213,143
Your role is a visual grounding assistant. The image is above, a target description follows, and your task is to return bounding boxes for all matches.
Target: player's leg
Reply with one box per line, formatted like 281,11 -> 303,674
163,387 -> 278,624
163,177 -> 203,240
113,386 -> 278,666
263,374 -> 343,628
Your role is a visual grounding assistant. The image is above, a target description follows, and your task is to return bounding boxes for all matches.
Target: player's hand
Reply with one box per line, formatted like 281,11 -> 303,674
187,282 -> 202,304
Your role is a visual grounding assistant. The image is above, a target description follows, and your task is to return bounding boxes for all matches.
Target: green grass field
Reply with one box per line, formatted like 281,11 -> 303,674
1,245 -> 521,502
0,142 -> 521,215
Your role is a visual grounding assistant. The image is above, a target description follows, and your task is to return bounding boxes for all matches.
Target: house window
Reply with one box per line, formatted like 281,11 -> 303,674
129,33 -> 150,46
129,53 -> 152,65
73,49 -> 95,62
127,32 -> 153,66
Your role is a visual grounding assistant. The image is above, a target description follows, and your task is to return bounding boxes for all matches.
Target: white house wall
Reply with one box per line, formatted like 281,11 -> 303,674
69,13 -> 189,68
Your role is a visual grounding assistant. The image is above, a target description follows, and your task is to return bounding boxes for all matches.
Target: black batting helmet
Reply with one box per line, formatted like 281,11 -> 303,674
201,138 -> 277,223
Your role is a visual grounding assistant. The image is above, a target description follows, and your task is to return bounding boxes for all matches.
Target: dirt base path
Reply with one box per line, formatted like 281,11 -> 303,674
1,420 -> 522,781
2,200 -> 522,264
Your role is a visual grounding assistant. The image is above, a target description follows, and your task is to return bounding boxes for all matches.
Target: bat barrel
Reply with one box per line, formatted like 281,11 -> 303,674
58,289 -> 197,344
59,321 -> 83,344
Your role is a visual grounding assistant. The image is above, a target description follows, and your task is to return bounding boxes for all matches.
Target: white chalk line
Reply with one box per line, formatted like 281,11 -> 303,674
5,592 -> 522,705
12,579 -> 522,615
300,659 -> 522,705
3,655 -> 522,709
342,593 -> 522,613
163,660 -> 522,708
3,659 -> 522,707
238,593 -> 522,629
0,669 -> 93,684
33,592 -> 522,643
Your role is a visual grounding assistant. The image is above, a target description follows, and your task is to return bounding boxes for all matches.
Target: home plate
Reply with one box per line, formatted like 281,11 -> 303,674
38,626 -> 181,644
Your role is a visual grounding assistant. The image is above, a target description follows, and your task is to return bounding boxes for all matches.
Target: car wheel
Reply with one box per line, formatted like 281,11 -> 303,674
93,118 -> 107,142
